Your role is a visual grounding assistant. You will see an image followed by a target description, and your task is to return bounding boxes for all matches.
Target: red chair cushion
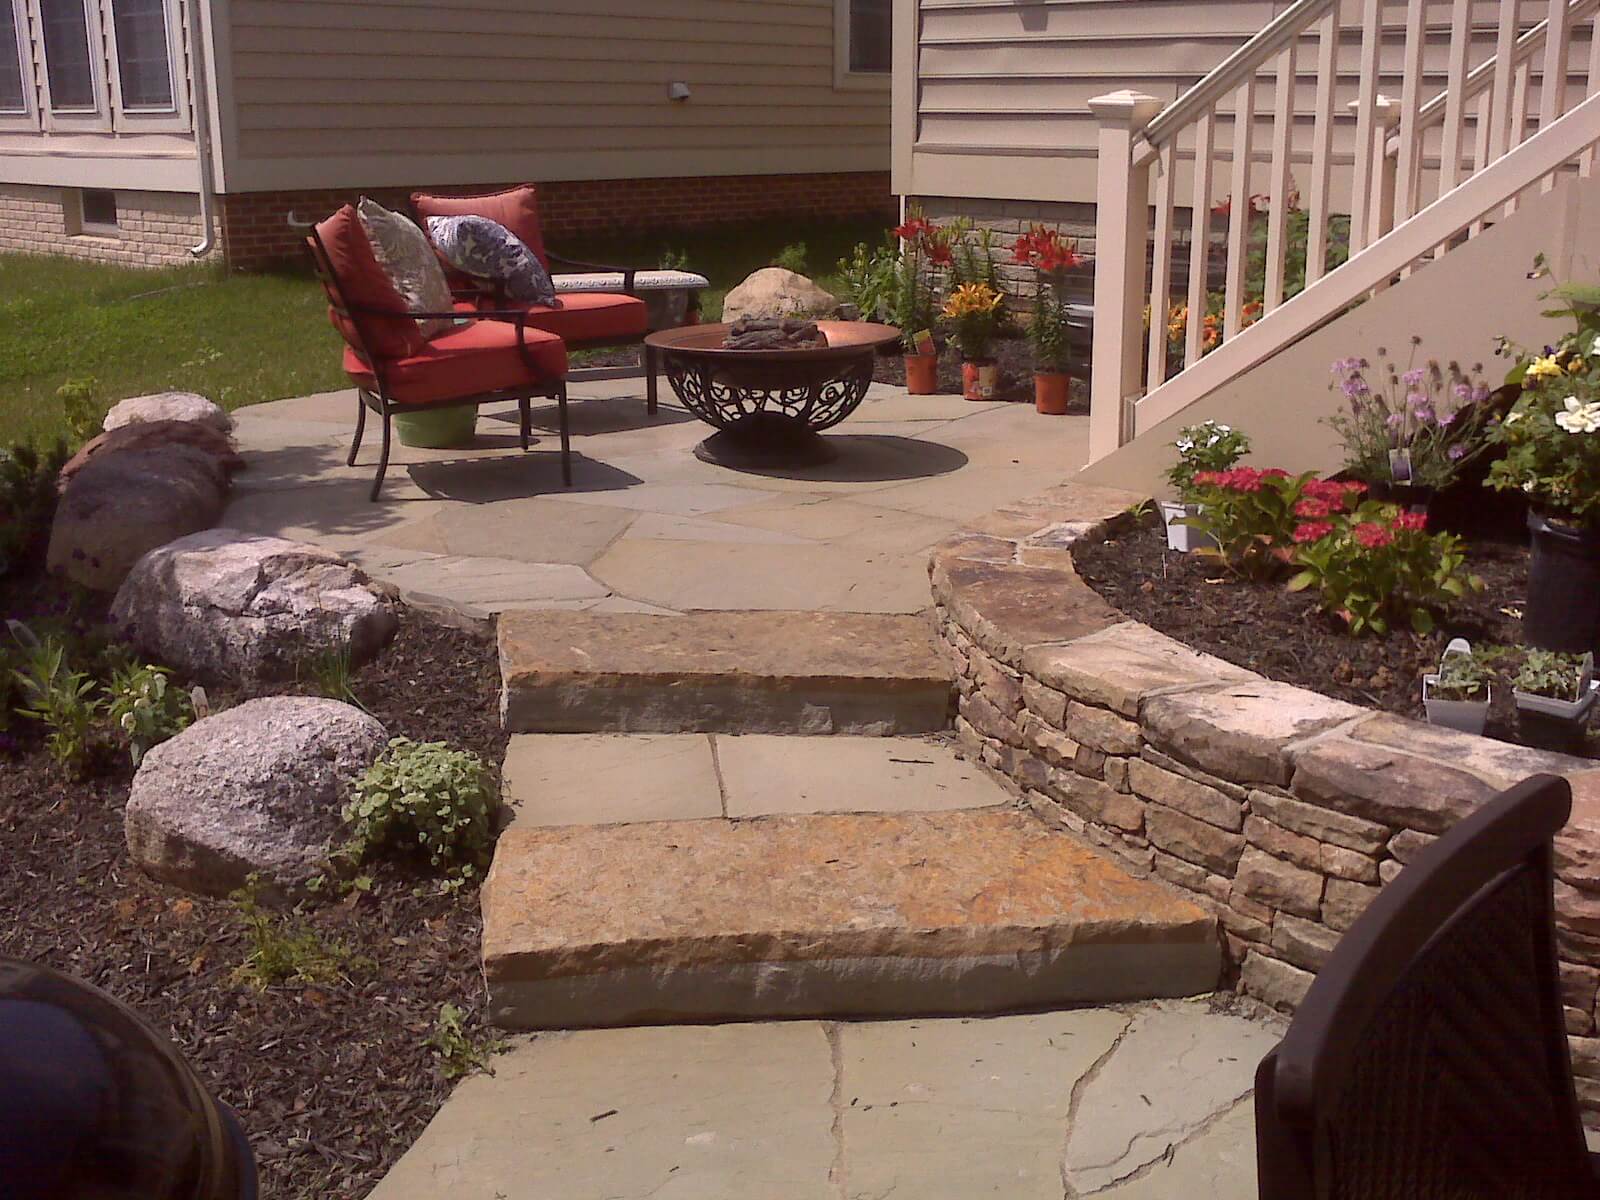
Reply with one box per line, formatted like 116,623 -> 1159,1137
313,206 -> 426,360
499,292 -> 648,343
411,185 -> 547,267
341,318 -> 567,406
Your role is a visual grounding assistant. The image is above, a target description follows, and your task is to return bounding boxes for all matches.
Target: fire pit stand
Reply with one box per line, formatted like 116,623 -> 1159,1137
644,321 -> 902,469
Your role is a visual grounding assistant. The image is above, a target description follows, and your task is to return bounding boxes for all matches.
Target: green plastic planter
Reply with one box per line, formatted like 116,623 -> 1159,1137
393,405 -> 478,449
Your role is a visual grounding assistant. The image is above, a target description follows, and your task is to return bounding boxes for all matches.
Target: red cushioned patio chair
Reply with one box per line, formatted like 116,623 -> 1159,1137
1255,773 -> 1600,1199
410,185 -> 657,414
308,205 -> 572,501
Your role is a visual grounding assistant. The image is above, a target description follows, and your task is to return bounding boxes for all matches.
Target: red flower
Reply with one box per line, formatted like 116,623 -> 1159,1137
1260,468 -> 1290,479
927,241 -> 954,266
1013,225 -> 1082,272
1295,498 -> 1334,518
1191,470 -> 1225,487
1392,510 -> 1429,532
1293,521 -> 1335,543
894,217 -> 932,243
1353,522 -> 1395,549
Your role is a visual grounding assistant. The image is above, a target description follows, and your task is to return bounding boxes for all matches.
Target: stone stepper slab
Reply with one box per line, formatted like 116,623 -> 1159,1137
498,610 -> 954,734
481,808 -> 1220,1028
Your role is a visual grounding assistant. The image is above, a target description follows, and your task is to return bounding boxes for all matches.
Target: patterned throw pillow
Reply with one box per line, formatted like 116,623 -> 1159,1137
355,198 -> 455,339
425,214 -> 559,307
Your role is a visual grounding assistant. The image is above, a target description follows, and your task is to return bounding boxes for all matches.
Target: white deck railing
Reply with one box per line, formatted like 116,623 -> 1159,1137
1088,0 -> 1600,461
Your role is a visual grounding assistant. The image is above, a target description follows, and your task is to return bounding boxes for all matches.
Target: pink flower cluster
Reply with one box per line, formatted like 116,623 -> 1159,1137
1191,467 -> 1289,493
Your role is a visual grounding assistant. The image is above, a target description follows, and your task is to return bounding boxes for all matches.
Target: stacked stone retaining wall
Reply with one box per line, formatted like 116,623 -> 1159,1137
931,482 -> 1600,1117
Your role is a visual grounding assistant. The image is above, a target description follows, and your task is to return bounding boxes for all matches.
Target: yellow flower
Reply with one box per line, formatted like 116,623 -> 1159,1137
942,282 -> 1004,321
1570,358 -> 1587,375
1525,354 -> 1565,383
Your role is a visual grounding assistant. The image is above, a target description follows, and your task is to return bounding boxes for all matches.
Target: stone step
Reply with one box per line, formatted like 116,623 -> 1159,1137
482,808 -> 1220,1029
498,610 -> 954,735
499,733 -> 1010,827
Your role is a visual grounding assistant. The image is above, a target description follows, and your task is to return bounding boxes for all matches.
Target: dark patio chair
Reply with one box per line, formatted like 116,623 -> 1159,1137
1255,773 -> 1600,1199
410,185 -> 657,414
307,204 -> 572,501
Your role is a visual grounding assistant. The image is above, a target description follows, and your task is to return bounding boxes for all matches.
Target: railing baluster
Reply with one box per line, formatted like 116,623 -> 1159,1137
1349,0 -> 1385,254
1469,89 -> 1493,236
1305,6 -> 1339,285
1185,110 -> 1216,368
1582,13 -> 1600,176
1264,40 -> 1298,311
1506,54 -> 1534,215
1489,0 -> 1522,165
1541,0 -> 1577,191
1147,140 -> 1178,387
1437,0 -> 1474,197
1224,74 -> 1258,340
1394,0 -> 1429,224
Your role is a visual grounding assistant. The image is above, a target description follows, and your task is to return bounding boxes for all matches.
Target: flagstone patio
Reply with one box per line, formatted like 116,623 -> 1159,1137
222,378 -> 1091,619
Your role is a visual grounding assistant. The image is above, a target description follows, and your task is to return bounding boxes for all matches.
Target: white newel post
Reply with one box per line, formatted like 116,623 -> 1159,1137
1088,91 -> 1163,464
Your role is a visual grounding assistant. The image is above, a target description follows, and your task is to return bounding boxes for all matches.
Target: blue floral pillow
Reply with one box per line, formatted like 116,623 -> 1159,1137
424,214 -> 559,307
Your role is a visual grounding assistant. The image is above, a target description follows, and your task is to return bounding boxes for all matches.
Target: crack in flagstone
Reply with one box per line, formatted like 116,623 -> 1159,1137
1073,1095 -> 1251,1196
826,1022 -> 849,1200
707,734 -> 729,819
1059,1012 -> 1133,1200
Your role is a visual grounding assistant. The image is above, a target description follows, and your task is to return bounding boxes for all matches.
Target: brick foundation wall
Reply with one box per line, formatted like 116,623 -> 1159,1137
223,171 -> 896,271
930,482 -> 1600,1123
0,184 -> 214,267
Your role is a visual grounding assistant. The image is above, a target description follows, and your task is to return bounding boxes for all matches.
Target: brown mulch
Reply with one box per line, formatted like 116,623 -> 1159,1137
0,605 -> 509,1200
1073,510 -> 1595,757
870,337 -> 1089,409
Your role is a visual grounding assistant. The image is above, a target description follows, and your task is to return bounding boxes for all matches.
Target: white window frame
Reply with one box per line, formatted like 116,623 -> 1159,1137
0,0 -> 40,131
30,0 -> 110,131
105,0 -> 187,132
833,0 -> 891,91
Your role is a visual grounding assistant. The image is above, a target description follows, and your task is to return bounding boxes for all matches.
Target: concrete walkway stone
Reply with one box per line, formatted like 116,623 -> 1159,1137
369,1005 -> 1272,1200
501,734 -> 723,827
482,810 -> 1220,1028
1065,1001 -> 1281,1193
716,734 -> 1006,817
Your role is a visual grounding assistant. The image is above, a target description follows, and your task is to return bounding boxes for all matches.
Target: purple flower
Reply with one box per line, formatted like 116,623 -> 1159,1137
1448,444 -> 1467,460
1402,368 -> 1426,387
1454,383 -> 1471,400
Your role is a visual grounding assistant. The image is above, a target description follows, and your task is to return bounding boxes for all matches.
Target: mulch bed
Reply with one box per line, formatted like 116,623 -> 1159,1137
870,336 -> 1089,409
0,595 -> 509,1200
1073,510 -> 1595,758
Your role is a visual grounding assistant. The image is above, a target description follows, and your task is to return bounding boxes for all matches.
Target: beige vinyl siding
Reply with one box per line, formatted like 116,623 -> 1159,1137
897,0 -> 1591,207
220,0 -> 891,192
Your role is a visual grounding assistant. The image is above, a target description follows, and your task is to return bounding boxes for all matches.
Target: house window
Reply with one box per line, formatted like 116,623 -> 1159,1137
39,0 -> 96,111
0,2 -> 26,114
75,188 -> 119,233
110,0 -> 174,111
848,0 -> 891,74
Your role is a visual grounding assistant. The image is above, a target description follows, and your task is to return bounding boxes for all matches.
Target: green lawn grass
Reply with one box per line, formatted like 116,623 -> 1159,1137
0,216 -> 885,446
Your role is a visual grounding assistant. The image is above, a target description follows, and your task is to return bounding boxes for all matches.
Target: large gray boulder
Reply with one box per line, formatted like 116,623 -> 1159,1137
47,444 -> 232,591
111,529 -> 398,685
720,268 -> 838,323
103,391 -> 233,435
126,697 -> 388,897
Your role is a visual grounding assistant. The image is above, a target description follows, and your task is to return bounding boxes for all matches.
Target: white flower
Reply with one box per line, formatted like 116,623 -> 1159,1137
1591,333 -> 1600,359
1554,396 -> 1600,434
1505,410 -> 1522,424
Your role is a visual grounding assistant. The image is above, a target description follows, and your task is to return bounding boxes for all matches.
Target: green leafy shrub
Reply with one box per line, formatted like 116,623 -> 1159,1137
1183,467 -> 1314,576
0,439 -> 70,577
428,1002 -> 506,1079
836,235 -> 900,322
1288,502 -> 1481,636
657,246 -> 690,271
230,879 -> 367,990
55,376 -> 104,448
1513,649 -> 1590,700
1429,646 -> 1496,701
104,662 -> 193,765
772,241 -> 809,275
344,738 -> 499,881
11,634 -> 100,774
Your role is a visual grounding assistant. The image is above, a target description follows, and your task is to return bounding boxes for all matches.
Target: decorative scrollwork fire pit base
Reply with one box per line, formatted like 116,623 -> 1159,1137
645,321 -> 902,470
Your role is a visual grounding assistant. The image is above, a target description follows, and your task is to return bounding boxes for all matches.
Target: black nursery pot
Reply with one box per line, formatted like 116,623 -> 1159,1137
1525,511 -> 1600,653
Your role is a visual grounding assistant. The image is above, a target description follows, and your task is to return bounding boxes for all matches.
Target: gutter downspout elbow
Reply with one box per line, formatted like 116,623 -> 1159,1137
188,0 -> 216,258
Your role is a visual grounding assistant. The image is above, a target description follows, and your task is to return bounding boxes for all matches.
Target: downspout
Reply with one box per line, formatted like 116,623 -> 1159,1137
188,0 -> 216,257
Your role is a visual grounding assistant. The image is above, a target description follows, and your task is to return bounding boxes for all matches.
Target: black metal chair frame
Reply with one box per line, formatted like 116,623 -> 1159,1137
1256,773 -> 1600,1199
307,227 -> 572,502
408,204 -> 660,415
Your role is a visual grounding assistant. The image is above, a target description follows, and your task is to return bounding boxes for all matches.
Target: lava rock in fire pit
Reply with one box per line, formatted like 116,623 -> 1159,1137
721,317 -> 828,351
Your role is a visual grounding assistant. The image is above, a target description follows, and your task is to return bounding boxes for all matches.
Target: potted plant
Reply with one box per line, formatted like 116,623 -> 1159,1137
1161,421 -> 1251,553
1325,342 -> 1495,512
942,282 -> 1005,400
891,211 -> 946,395
1512,649 -> 1597,751
394,405 -> 479,449
1486,269 -> 1600,652
1013,225 -> 1085,415
1421,638 -> 1494,735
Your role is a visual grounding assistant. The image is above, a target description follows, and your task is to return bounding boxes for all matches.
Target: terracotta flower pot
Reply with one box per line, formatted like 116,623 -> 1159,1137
904,353 -> 938,395
961,359 -> 999,401
1034,371 -> 1070,414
